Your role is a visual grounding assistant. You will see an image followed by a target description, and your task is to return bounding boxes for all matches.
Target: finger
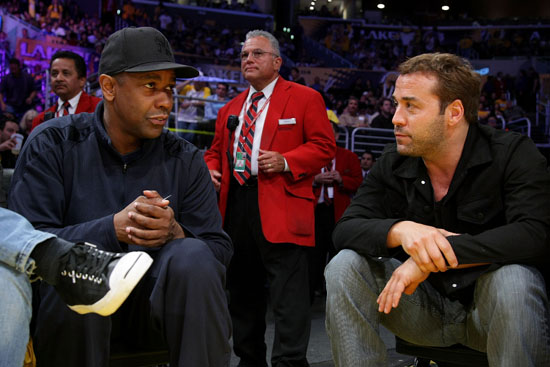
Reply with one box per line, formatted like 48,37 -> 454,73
414,248 -> 438,273
133,195 -> 149,204
426,241 -> 449,272
437,228 -> 459,237
125,230 -> 165,247
436,237 -> 458,268
379,284 -> 396,314
377,277 -> 396,313
377,293 -> 386,313
126,225 -> 164,240
377,287 -> 388,312
141,191 -> 170,207
130,206 -> 170,227
385,278 -> 404,313
143,190 -> 161,199
138,195 -> 170,209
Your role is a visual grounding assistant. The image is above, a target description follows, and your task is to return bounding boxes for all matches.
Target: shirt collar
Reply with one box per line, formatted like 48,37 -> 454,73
57,91 -> 83,111
247,76 -> 278,101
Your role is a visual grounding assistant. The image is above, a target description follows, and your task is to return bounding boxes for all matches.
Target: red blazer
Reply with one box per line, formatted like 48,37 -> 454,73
204,78 -> 336,247
31,91 -> 101,131
313,146 -> 363,222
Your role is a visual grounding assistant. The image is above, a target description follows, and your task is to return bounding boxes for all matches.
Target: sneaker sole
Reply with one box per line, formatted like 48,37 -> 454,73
69,251 -> 153,316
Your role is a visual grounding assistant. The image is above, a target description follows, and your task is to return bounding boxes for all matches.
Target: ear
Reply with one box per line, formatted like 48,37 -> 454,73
273,56 -> 282,72
78,76 -> 87,90
99,75 -> 116,102
446,99 -> 464,127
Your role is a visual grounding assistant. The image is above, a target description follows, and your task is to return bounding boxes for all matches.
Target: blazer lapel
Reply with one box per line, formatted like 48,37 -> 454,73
75,93 -> 86,114
261,79 -> 290,149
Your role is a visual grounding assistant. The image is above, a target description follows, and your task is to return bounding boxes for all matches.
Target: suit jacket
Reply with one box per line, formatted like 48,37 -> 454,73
204,78 -> 336,247
313,146 -> 363,222
31,91 -> 101,131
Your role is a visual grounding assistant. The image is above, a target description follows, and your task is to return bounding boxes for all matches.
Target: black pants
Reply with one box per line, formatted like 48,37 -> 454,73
33,239 -> 231,367
307,202 -> 336,302
225,178 -> 311,367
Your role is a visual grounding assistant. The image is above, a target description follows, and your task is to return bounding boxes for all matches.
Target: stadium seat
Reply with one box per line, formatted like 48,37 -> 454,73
109,348 -> 169,367
395,337 -> 489,367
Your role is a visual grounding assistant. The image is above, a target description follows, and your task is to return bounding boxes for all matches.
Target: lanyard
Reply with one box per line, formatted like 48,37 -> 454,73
240,94 -> 272,137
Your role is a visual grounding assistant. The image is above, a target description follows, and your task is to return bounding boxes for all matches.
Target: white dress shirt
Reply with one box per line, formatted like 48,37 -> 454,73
232,77 -> 278,176
56,91 -> 83,117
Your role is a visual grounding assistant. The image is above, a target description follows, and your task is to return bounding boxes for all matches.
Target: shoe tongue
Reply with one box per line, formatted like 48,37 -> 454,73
65,244 -> 111,278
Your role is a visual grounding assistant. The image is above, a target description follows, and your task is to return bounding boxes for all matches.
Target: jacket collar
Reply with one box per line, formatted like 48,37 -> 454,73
225,77 -> 291,149
92,101 -> 157,161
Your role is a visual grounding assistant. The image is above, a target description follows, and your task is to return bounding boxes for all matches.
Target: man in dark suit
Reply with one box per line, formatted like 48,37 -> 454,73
204,30 -> 336,367
31,51 -> 101,131
360,150 -> 375,178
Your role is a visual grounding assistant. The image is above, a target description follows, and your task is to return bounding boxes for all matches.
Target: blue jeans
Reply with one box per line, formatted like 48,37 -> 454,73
325,249 -> 550,367
0,208 -> 55,367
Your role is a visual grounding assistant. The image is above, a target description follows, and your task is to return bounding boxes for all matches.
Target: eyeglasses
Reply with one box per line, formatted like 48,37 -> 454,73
240,50 -> 280,61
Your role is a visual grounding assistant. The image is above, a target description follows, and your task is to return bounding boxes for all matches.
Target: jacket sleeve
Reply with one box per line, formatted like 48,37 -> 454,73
332,151 -> 403,260
31,111 -> 47,132
177,149 -> 233,266
8,129 -> 122,251
448,137 -> 550,265
203,106 -> 227,173
336,149 -> 363,195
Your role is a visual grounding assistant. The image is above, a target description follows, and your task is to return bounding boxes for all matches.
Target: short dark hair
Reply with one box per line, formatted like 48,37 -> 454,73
50,50 -> 87,79
378,97 -> 392,110
398,53 -> 481,124
9,58 -> 20,66
0,113 -> 16,131
217,83 -> 228,90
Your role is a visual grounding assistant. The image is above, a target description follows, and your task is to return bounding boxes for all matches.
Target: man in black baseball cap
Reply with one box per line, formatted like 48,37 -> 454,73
10,26 -> 232,366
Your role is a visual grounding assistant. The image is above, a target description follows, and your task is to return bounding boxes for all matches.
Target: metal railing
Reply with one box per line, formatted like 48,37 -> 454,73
169,94 -> 230,149
536,96 -> 550,136
502,117 -> 532,137
350,127 -> 395,156
335,125 -> 349,149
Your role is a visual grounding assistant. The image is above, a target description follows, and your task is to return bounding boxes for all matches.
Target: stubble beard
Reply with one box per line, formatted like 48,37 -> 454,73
396,115 -> 446,158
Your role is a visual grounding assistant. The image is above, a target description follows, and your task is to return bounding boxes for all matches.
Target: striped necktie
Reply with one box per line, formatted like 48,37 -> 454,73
62,101 -> 70,116
234,91 -> 264,185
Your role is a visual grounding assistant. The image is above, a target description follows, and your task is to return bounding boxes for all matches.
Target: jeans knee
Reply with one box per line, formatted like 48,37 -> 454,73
477,264 -> 547,316
0,264 -> 32,333
325,249 -> 368,292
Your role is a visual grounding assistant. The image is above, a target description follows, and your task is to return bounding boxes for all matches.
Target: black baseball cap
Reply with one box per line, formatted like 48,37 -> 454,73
99,27 -> 198,79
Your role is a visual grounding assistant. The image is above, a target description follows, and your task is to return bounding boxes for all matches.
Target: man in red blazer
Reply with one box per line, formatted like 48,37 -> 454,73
309,123 -> 363,299
204,30 -> 335,367
31,51 -> 101,131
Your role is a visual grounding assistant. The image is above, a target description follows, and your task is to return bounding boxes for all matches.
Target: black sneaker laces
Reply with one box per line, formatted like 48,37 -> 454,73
60,244 -> 115,285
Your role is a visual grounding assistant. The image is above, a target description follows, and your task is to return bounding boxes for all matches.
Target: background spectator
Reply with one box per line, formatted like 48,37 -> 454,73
0,58 -> 38,120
